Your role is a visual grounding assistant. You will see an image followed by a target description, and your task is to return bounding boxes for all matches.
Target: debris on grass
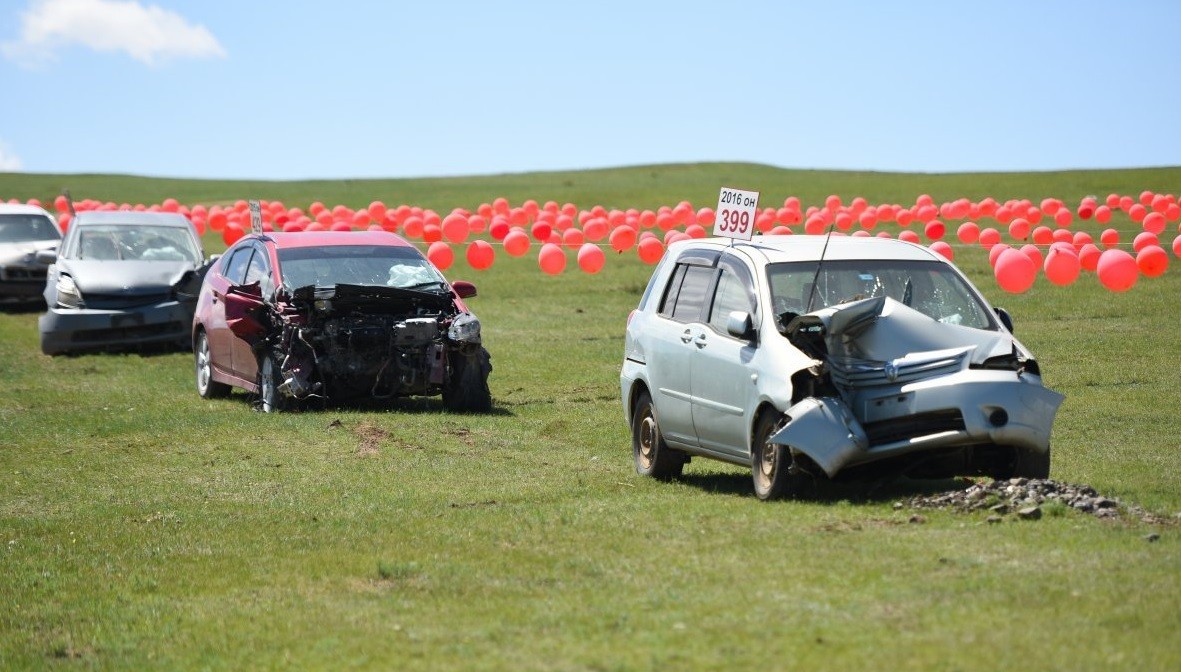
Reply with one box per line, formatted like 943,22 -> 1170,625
902,478 -> 1176,527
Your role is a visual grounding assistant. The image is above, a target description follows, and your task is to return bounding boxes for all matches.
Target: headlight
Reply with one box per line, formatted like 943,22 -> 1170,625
55,274 -> 84,309
447,313 -> 481,344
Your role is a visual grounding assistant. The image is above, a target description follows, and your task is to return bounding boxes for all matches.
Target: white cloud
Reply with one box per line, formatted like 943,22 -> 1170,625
0,140 -> 23,172
2,0 -> 226,67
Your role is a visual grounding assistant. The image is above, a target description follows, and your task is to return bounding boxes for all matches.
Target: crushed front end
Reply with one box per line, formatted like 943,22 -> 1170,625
773,296 -> 1063,480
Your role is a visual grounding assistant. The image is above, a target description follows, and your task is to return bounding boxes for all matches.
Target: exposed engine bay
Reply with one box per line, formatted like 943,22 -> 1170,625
233,282 -> 490,410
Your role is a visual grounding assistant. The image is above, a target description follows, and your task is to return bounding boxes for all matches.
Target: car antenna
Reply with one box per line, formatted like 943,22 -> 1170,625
804,224 -> 835,313
62,189 -> 76,218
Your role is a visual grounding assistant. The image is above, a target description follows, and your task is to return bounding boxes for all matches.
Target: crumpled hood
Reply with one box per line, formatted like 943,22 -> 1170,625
804,295 -> 1016,366
58,259 -> 197,295
0,240 -> 58,266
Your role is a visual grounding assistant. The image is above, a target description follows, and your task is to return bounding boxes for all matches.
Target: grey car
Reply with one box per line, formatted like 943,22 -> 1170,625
39,211 -> 208,355
0,204 -> 62,306
621,235 -> 1064,500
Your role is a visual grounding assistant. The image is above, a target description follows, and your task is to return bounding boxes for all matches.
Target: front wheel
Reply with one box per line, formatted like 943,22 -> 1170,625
1011,446 -> 1051,479
195,330 -> 230,399
258,353 -> 287,413
631,391 -> 685,480
751,412 -> 811,500
443,347 -> 492,413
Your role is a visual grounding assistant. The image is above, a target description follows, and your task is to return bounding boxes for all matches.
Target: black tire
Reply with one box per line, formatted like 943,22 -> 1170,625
443,347 -> 492,413
1012,446 -> 1051,479
194,330 -> 230,399
751,411 -> 810,501
258,353 -> 287,413
631,391 -> 685,480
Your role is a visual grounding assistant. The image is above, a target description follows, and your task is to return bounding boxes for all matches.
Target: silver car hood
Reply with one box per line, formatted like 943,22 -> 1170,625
57,259 -> 197,294
0,240 -> 58,265
805,295 -> 1015,366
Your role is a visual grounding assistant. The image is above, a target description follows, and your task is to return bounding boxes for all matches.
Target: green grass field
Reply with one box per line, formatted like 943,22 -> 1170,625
2,164 -> 1180,670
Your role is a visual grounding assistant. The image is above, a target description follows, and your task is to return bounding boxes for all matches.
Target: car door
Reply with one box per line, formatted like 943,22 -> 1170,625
229,243 -> 272,382
646,256 -> 717,448
207,246 -> 253,379
690,254 -> 760,457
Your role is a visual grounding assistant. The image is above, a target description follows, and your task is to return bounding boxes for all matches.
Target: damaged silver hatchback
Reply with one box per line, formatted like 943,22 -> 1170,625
621,235 -> 1063,500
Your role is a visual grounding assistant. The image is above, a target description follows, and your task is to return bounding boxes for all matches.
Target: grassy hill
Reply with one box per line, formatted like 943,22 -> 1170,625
1,164 -> 1179,670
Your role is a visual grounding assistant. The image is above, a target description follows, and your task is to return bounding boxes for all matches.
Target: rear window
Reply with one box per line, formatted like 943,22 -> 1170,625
659,264 -> 715,323
0,214 -> 60,243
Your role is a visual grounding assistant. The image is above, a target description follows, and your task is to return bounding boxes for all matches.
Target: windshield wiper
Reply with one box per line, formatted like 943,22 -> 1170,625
401,281 -> 448,293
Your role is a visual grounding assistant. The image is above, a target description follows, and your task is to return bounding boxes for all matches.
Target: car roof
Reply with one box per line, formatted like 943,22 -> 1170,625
674,235 -> 944,264
71,211 -> 194,228
0,204 -> 56,217
253,230 -> 418,250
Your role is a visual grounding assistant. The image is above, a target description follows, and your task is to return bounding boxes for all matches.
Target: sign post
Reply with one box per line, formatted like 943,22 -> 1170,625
713,187 -> 760,242
247,199 -> 263,234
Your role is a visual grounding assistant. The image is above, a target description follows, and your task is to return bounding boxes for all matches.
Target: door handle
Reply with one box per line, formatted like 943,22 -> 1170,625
680,328 -> 693,344
695,333 -> 708,349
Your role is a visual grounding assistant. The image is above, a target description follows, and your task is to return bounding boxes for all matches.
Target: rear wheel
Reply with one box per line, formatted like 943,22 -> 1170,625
194,330 -> 230,399
1011,446 -> 1051,479
751,411 -> 811,500
631,391 -> 685,480
258,354 -> 287,413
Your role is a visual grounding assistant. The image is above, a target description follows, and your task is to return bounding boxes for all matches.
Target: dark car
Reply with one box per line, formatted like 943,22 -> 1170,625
192,230 -> 491,412
0,204 -> 62,306
39,211 -> 208,354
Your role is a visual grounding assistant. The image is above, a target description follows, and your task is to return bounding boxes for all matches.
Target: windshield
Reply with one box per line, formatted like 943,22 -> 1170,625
73,224 -> 200,262
277,245 -> 448,292
0,214 -> 61,243
767,259 -> 995,330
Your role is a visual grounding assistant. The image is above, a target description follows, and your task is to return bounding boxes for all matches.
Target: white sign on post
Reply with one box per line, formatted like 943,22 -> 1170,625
247,199 -> 263,234
713,187 -> 760,241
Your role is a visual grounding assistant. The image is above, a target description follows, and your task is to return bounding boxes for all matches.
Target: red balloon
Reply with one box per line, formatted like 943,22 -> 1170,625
1137,245 -> 1168,277
685,224 -> 707,238
538,243 -> 566,275
577,243 -> 606,274
352,210 -> 371,228
368,201 -> 387,222
1053,209 -> 1072,227
1020,243 -> 1043,268
583,217 -> 609,242
467,214 -> 487,234
427,241 -> 454,271
1100,228 -> 1120,248
531,221 -> 552,241
503,229 -> 531,257
1044,245 -> 1080,286
1031,226 -> 1053,246
1174,234 -> 1181,258
402,216 -> 424,239
489,216 -> 510,241
331,221 -> 353,232
562,227 -> 585,249
222,223 -> 245,246
696,207 -> 716,226
1094,205 -> 1112,224
929,241 -> 953,261
442,213 -> 469,243
994,248 -> 1037,293
1097,249 -> 1139,292
978,227 -> 1001,248
956,221 -> 979,244
898,230 -> 921,244
1072,231 -> 1093,248
208,211 -> 227,232
637,237 -> 664,264
609,226 -> 637,252
804,216 -> 826,235
989,243 -> 1012,267
53,194 -> 70,213
421,223 -> 442,243
1142,212 -> 1167,235
1008,218 -> 1030,241
466,240 -> 495,270
1133,231 -> 1159,253
1078,243 -> 1101,272
1128,204 -> 1147,223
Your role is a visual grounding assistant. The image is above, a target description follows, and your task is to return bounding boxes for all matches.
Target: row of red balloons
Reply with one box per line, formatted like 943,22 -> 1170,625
7,191 -> 1180,289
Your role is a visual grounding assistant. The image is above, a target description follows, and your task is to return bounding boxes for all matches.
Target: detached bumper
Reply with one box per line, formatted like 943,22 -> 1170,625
772,372 -> 1064,478
39,300 -> 194,355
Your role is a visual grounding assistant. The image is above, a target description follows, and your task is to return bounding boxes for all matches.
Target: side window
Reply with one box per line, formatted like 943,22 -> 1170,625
658,265 -> 688,317
670,266 -> 715,322
244,246 -> 273,295
708,268 -> 754,333
222,248 -> 253,285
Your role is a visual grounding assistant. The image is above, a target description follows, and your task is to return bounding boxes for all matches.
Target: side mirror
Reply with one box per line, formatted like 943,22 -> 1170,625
994,307 -> 1014,333
36,249 -> 58,264
207,254 -> 221,264
452,280 -> 477,299
726,310 -> 756,340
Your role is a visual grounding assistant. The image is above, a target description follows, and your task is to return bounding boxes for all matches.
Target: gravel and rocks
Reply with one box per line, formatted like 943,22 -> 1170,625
898,478 -> 1175,527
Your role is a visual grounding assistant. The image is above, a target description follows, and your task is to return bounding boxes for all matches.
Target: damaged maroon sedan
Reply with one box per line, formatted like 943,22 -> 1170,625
192,230 -> 491,412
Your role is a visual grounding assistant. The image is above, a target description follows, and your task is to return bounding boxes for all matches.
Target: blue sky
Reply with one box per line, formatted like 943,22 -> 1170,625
1,0 -> 1178,180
